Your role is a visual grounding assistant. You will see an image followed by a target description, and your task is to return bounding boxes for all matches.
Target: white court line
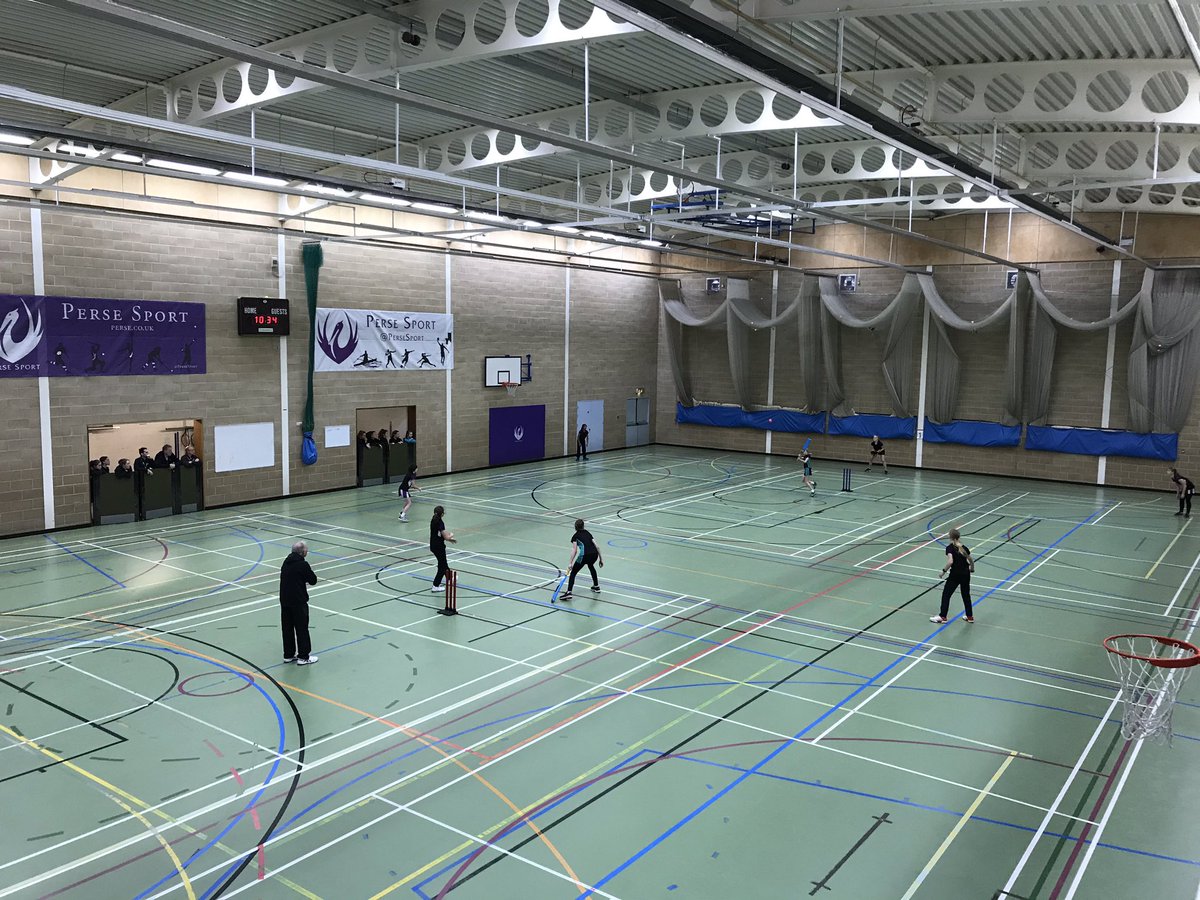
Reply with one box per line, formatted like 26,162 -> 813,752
862,491 -> 1026,570
997,690 -> 1123,900
1006,548 -> 1059,590
0,589 -> 698,881
1091,501 -> 1123,524
1146,516 -> 1192,579
1164,549 -> 1200,617
899,751 -> 1019,900
812,646 -> 935,743
791,485 -> 978,560
135,607 -> 762,900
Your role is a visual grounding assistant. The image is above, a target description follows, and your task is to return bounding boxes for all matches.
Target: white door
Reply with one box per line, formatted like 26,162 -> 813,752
576,400 -> 604,453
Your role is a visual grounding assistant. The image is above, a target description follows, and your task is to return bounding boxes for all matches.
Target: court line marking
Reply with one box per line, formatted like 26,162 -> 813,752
899,750 -> 1019,900
1006,548 -> 1060,590
998,680 -> 1128,894
0,722 -> 197,900
138,607 -> 760,900
858,491 -> 1026,567
812,646 -> 935,743
0,591 -> 696,882
1145,517 -> 1192,579
1164,549 -> 1200,617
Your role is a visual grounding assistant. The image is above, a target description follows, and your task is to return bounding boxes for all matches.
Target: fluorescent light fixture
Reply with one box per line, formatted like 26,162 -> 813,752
112,152 -> 144,164
583,231 -> 610,240
769,210 -> 793,219
0,132 -> 35,146
59,144 -> 101,158
361,192 -> 412,207
147,158 -> 221,176
549,224 -> 579,233
639,239 -> 664,248
223,171 -> 290,188
519,220 -> 541,228
472,211 -> 510,223
410,201 -> 458,215
300,182 -> 355,197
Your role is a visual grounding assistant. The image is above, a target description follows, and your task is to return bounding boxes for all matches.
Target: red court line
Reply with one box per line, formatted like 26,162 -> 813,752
489,540 -> 931,759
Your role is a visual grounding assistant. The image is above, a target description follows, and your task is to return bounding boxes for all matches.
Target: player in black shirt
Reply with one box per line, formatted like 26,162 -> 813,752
866,435 -> 888,474
560,518 -> 604,601
1170,467 -> 1195,517
931,527 -> 975,623
429,505 -> 456,592
397,465 -> 419,521
799,450 -> 816,496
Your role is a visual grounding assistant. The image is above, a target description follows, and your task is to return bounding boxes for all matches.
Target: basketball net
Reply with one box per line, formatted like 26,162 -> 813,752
1104,634 -> 1199,745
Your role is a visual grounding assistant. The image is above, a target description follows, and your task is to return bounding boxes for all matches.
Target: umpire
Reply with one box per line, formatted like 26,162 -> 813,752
279,541 -> 319,666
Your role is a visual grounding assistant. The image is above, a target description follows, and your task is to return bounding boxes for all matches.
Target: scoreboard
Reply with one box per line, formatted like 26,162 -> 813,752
237,298 -> 290,335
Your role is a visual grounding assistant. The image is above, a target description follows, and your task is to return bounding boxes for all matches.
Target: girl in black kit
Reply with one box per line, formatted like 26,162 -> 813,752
931,527 -> 974,624
398,465 -> 419,521
429,505 -> 456,593
560,518 -> 603,601
1169,468 -> 1195,518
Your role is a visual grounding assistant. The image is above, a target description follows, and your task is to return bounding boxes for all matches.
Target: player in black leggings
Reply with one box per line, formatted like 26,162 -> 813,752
931,527 -> 975,624
1170,468 -> 1195,518
560,518 -> 603,601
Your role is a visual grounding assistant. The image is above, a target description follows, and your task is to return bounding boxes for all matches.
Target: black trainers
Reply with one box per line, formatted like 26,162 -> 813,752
1176,511 -> 1184,516
590,585 -> 601,592
559,592 -> 572,601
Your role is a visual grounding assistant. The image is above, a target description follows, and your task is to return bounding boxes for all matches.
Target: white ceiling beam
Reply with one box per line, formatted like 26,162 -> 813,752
735,0 -> 1149,24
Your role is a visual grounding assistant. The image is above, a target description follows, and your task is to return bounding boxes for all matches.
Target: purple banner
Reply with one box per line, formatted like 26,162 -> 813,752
0,295 -> 206,378
489,404 -> 546,466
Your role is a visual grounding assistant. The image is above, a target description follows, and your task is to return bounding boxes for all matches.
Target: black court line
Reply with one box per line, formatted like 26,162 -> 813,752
447,517 -> 1037,890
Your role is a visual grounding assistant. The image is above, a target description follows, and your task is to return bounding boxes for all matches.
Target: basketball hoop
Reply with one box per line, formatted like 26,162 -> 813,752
501,381 -> 519,397
1103,634 -> 1200,744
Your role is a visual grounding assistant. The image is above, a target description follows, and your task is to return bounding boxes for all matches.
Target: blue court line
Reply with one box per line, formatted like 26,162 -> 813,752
580,504 -> 1111,897
664,750 -> 1200,869
124,643 -> 287,900
44,534 -> 126,588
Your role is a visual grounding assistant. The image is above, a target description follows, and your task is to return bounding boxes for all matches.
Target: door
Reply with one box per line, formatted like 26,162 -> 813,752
625,396 -> 650,447
576,400 -> 604,454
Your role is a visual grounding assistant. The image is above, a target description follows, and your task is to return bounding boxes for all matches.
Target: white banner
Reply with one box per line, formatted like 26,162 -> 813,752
314,308 -> 454,372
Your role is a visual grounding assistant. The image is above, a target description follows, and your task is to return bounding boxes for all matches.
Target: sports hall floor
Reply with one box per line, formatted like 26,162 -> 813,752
0,445 -> 1197,900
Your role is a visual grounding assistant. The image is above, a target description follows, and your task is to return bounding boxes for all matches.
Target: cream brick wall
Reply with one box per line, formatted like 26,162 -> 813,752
0,212 -> 661,535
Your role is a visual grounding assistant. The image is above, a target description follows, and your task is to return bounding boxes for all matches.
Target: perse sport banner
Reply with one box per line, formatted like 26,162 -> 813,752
0,294 -> 206,378
314,308 -> 454,372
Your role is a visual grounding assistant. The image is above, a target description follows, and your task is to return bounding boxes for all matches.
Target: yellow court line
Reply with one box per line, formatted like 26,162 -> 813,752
142,634 -> 584,894
1146,516 -> 1190,579
370,655 -> 787,899
899,750 -> 1019,900
0,722 -> 196,900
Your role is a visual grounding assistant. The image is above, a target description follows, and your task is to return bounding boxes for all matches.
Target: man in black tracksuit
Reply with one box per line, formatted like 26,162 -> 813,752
279,541 -> 319,665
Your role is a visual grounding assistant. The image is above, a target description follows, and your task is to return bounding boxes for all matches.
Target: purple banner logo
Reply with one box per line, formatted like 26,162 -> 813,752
317,310 -> 359,364
0,295 -> 206,378
489,405 -> 546,466
0,300 -> 44,364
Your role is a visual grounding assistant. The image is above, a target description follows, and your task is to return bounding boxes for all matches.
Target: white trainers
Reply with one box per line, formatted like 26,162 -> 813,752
431,585 -> 445,593
929,616 -> 948,624
398,514 -> 407,521
296,655 -> 319,666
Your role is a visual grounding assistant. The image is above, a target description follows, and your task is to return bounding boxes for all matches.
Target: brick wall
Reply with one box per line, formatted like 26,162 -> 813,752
0,213 -> 661,535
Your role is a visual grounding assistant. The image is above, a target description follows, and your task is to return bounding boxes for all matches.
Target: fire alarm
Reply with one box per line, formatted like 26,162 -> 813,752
706,277 -> 722,294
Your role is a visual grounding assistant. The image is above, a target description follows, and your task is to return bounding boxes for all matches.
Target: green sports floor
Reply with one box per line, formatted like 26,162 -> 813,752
1,446 -> 1197,900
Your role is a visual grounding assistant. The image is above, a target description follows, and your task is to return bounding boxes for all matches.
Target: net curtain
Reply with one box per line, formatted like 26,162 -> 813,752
661,267 -> 1200,432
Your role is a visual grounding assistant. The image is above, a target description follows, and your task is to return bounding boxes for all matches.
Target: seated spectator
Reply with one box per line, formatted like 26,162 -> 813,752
365,430 -> 379,447
114,458 -> 134,478
134,447 -> 155,475
154,444 -> 178,468
180,447 -> 200,467
99,456 -> 111,474
357,430 -> 367,447
89,459 -> 103,475
389,430 -> 403,444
